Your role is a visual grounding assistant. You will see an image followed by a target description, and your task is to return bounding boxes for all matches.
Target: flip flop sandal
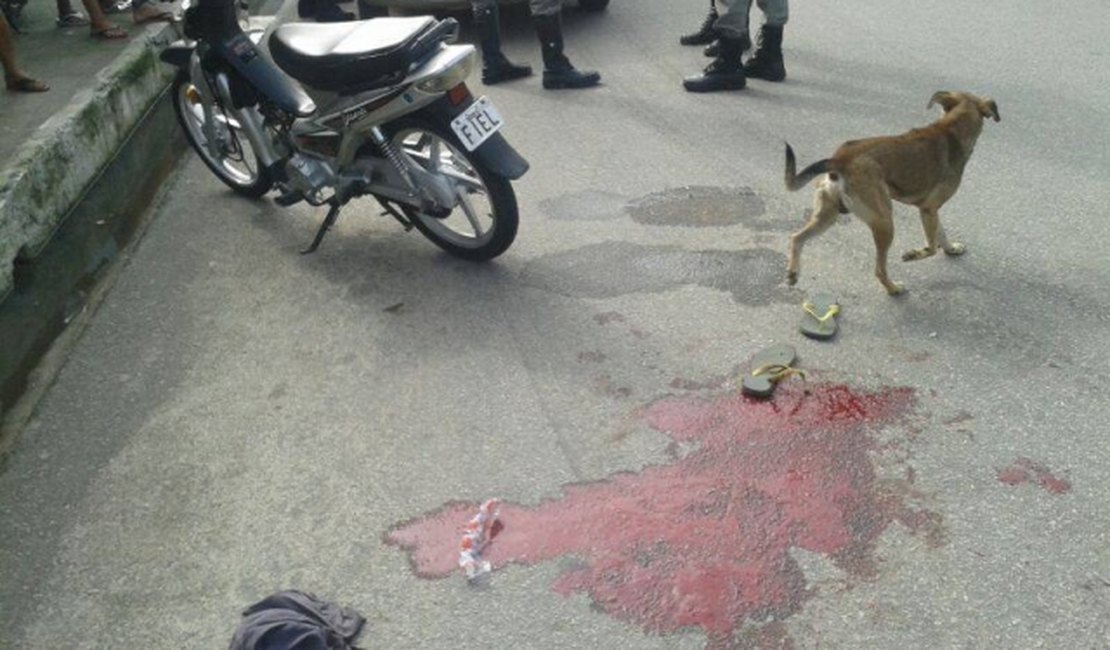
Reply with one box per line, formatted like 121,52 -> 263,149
6,76 -> 49,92
741,343 -> 805,398
800,291 -> 840,341
56,12 -> 90,26
91,25 -> 128,39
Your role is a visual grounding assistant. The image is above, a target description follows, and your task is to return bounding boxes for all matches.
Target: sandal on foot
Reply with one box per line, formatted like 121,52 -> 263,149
6,76 -> 50,93
132,3 -> 174,23
741,343 -> 804,398
56,12 -> 90,26
91,25 -> 128,39
800,291 -> 840,340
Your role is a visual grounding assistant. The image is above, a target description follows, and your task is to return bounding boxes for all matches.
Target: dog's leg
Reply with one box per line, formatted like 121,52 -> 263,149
904,207 -> 966,260
903,207 -> 941,261
853,187 -> 904,295
937,217 -> 966,257
871,219 -> 904,295
786,180 -> 839,286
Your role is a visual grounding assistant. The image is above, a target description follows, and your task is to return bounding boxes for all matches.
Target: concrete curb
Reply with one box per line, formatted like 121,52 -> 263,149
0,25 -> 178,301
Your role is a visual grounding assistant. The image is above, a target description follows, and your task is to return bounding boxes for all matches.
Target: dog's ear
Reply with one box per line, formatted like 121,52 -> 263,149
927,91 -> 960,113
977,98 -> 1000,122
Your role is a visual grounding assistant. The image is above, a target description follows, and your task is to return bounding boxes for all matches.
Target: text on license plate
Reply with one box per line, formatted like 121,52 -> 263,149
450,96 -> 504,152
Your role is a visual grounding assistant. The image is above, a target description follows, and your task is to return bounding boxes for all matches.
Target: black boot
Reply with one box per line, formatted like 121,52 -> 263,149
743,25 -> 786,82
683,35 -> 745,92
475,5 -> 532,85
679,8 -> 718,46
534,13 -> 600,89
703,31 -> 749,58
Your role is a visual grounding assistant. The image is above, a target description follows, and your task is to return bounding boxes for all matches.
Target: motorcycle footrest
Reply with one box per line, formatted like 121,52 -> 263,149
274,190 -> 305,207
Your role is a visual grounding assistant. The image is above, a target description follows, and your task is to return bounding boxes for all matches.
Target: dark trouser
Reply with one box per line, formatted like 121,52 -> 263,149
715,0 -> 787,40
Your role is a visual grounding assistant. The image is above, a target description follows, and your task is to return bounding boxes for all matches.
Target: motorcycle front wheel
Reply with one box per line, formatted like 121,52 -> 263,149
171,72 -> 273,198
385,117 -> 518,262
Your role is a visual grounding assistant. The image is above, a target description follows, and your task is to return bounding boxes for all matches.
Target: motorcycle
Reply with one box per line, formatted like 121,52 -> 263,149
159,0 -> 527,259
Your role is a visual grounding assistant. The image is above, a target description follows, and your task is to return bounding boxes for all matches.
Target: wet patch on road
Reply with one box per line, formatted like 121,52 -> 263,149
386,383 -> 940,649
997,458 -> 1072,495
520,242 -> 790,306
625,186 -> 782,230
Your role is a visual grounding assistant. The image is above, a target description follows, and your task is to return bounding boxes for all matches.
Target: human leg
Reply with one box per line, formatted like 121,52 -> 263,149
55,0 -> 90,26
80,0 -> 127,36
1,13 -> 47,91
531,0 -> 599,89
744,0 -> 787,81
472,0 -> 532,84
683,0 -> 746,92
679,0 -> 717,46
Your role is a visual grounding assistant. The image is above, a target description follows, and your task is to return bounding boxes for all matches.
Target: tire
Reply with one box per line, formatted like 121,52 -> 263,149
383,116 -> 519,262
171,71 -> 273,198
577,0 -> 609,12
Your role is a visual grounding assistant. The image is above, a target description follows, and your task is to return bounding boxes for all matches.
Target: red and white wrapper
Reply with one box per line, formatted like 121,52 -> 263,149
458,498 -> 501,581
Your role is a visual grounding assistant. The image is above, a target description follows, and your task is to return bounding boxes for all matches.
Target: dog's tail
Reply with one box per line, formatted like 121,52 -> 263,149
784,143 -> 832,192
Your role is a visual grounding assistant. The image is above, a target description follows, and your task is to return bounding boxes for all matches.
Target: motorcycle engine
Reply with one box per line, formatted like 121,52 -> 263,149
284,153 -> 336,202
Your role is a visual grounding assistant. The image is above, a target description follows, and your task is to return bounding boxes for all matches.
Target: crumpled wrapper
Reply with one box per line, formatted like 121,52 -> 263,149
458,498 -> 501,581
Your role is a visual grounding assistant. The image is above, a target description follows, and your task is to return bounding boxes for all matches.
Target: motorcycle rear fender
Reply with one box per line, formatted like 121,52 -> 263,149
422,94 -> 529,181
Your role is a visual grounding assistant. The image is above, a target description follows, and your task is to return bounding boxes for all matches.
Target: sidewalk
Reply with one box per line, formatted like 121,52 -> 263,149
0,2 -> 179,294
0,0 -> 292,429
0,2 -> 180,423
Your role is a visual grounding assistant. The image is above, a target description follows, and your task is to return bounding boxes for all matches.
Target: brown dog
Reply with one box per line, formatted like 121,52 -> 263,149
784,91 -> 1000,295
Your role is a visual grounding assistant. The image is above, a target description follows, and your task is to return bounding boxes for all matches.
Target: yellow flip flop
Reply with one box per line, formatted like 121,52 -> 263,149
741,344 -> 805,398
800,291 -> 840,340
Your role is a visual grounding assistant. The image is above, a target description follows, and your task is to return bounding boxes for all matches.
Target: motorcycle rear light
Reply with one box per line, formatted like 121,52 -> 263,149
447,84 -> 470,106
415,48 -> 476,94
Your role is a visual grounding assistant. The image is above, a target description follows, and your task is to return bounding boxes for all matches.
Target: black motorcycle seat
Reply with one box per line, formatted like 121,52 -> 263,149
269,17 -> 443,94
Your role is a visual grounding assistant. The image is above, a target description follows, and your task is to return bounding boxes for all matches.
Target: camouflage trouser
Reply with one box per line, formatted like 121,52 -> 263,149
471,0 -> 562,18
715,0 -> 788,40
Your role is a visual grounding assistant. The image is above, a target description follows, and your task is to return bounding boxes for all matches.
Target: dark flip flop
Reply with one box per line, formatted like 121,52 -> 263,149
741,343 -> 804,398
800,291 -> 840,340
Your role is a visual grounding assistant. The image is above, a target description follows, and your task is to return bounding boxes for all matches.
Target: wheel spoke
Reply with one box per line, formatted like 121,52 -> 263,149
429,138 -> 442,173
440,167 -> 484,192
455,187 -> 485,237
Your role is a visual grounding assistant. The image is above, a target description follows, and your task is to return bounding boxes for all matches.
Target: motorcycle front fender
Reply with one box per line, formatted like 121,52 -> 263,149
421,94 -> 529,181
159,41 -> 195,69
213,32 -> 316,117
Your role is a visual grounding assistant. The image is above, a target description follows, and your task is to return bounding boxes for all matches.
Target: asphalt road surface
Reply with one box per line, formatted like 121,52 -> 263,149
2,1 -> 1108,648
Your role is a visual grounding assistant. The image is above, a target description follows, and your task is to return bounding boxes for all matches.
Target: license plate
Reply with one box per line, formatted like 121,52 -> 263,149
450,96 -> 504,152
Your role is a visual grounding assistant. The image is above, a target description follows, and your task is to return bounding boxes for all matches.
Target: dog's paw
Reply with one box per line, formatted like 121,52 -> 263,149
786,271 -> 798,286
944,242 -> 967,256
885,282 -> 907,296
902,247 -> 935,262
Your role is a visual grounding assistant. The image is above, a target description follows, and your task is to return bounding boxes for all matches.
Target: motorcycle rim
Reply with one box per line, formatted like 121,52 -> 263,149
390,122 -> 517,261
172,73 -> 272,197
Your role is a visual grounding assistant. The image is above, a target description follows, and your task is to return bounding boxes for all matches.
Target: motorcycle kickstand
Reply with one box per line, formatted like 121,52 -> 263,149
301,201 -> 342,255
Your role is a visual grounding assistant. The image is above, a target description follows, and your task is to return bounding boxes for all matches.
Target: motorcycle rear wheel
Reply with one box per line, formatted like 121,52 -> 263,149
386,117 -> 518,262
172,72 -> 273,198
